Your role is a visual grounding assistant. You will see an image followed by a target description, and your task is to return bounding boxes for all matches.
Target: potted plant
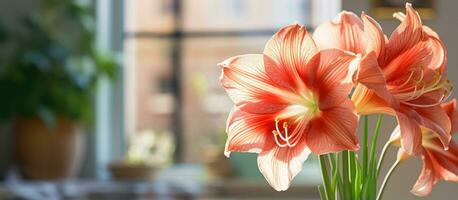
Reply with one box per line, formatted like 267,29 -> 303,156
109,130 -> 175,180
0,0 -> 116,180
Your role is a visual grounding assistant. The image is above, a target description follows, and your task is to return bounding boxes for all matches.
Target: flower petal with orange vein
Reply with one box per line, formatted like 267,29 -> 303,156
441,99 -> 458,134
306,99 -> 359,155
361,12 -> 386,57
396,109 -> 423,154
415,106 -> 451,149
224,107 -> 273,157
303,49 -> 357,109
351,84 -> 394,115
383,3 -> 424,66
313,11 -> 364,53
354,52 -> 396,107
257,139 -> 311,191
220,54 -> 293,114
263,24 -> 318,91
411,149 -> 436,196
411,140 -> 458,196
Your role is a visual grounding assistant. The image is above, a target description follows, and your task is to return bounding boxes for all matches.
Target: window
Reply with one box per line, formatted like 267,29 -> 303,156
122,0 -> 341,178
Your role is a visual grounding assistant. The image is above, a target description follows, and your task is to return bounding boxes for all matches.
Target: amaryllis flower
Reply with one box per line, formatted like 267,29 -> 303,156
314,3 -> 452,154
219,24 -> 360,191
390,99 -> 458,196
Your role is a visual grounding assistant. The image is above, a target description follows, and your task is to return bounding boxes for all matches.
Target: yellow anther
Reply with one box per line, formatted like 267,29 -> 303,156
283,122 -> 288,128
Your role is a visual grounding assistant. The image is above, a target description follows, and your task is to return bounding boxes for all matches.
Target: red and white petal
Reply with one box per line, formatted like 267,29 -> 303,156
264,24 -> 318,67
427,36 -> 447,72
383,3 -> 424,66
415,106 -> 452,149
306,100 -> 359,155
220,54 -> 290,114
411,142 -> 458,197
411,150 -> 436,196
263,24 -> 318,90
313,11 -> 364,53
257,140 -> 311,191
354,52 -> 395,106
361,13 -> 386,57
304,49 -> 357,109
351,84 -> 395,115
396,109 -> 423,155
383,40 -> 434,82
441,99 -> 458,134
224,107 -> 272,157
428,141 -> 458,182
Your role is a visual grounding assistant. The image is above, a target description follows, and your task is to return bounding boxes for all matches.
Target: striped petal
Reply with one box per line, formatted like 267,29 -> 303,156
383,3 -> 423,67
219,54 -> 291,114
303,49 -> 357,109
306,99 -> 359,155
361,12 -> 386,57
351,84 -> 395,115
263,24 -> 318,91
224,107 -> 273,157
257,139 -> 310,191
313,11 -> 364,53
396,109 -> 422,154
313,11 -> 385,56
442,99 -> 458,134
416,106 -> 451,149
411,149 -> 436,196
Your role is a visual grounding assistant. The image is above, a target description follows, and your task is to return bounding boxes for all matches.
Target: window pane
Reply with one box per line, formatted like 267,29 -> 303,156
182,0 -> 312,31
124,0 -> 175,33
181,36 -> 270,162
123,0 -> 319,182
124,38 -> 174,135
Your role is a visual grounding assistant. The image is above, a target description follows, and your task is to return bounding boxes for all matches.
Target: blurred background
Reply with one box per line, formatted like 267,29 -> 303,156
0,0 -> 456,199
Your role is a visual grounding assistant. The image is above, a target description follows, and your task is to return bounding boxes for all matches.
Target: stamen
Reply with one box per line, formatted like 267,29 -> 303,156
393,12 -> 406,21
398,70 -> 415,88
271,119 -> 300,147
274,119 -> 288,141
272,131 -> 288,147
395,69 -> 450,104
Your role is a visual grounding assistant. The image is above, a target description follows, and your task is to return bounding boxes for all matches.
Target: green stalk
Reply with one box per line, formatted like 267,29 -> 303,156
362,116 -> 369,177
342,151 -> 352,200
376,160 -> 401,200
318,185 -> 328,200
348,151 -> 357,199
377,142 -> 392,177
369,114 -> 383,176
329,153 -> 344,199
319,155 -> 333,200
328,154 -> 338,199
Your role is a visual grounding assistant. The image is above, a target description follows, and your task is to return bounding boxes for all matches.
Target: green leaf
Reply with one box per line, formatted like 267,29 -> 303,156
319,155 -> 333,200
318,185 -> 328,200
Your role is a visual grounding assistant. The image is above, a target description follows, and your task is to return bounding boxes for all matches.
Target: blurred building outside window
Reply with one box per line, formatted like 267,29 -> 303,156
122,0 -> 341,184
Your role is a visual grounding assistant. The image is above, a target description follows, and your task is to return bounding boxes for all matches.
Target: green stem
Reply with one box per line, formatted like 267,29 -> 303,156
376,160 -> 401,200
318,185 -> 328,200
328,154 -> 338,199
332,153 -> 345,199
348,151 -> 357,200
342,151 -> 352,200
377,142 -> 392,177
369,114 -> 383,175
362,116 -> 369,176
319,155 -> 333,200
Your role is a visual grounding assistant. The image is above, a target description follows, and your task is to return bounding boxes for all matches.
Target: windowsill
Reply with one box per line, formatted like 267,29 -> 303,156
0,179 -> 319,200
0,164 -> 321,199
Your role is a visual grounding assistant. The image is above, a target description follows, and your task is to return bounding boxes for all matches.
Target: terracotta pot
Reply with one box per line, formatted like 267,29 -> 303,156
202,145 -> 233,178
109,162 -> 156,181
13,117 -> 84,180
